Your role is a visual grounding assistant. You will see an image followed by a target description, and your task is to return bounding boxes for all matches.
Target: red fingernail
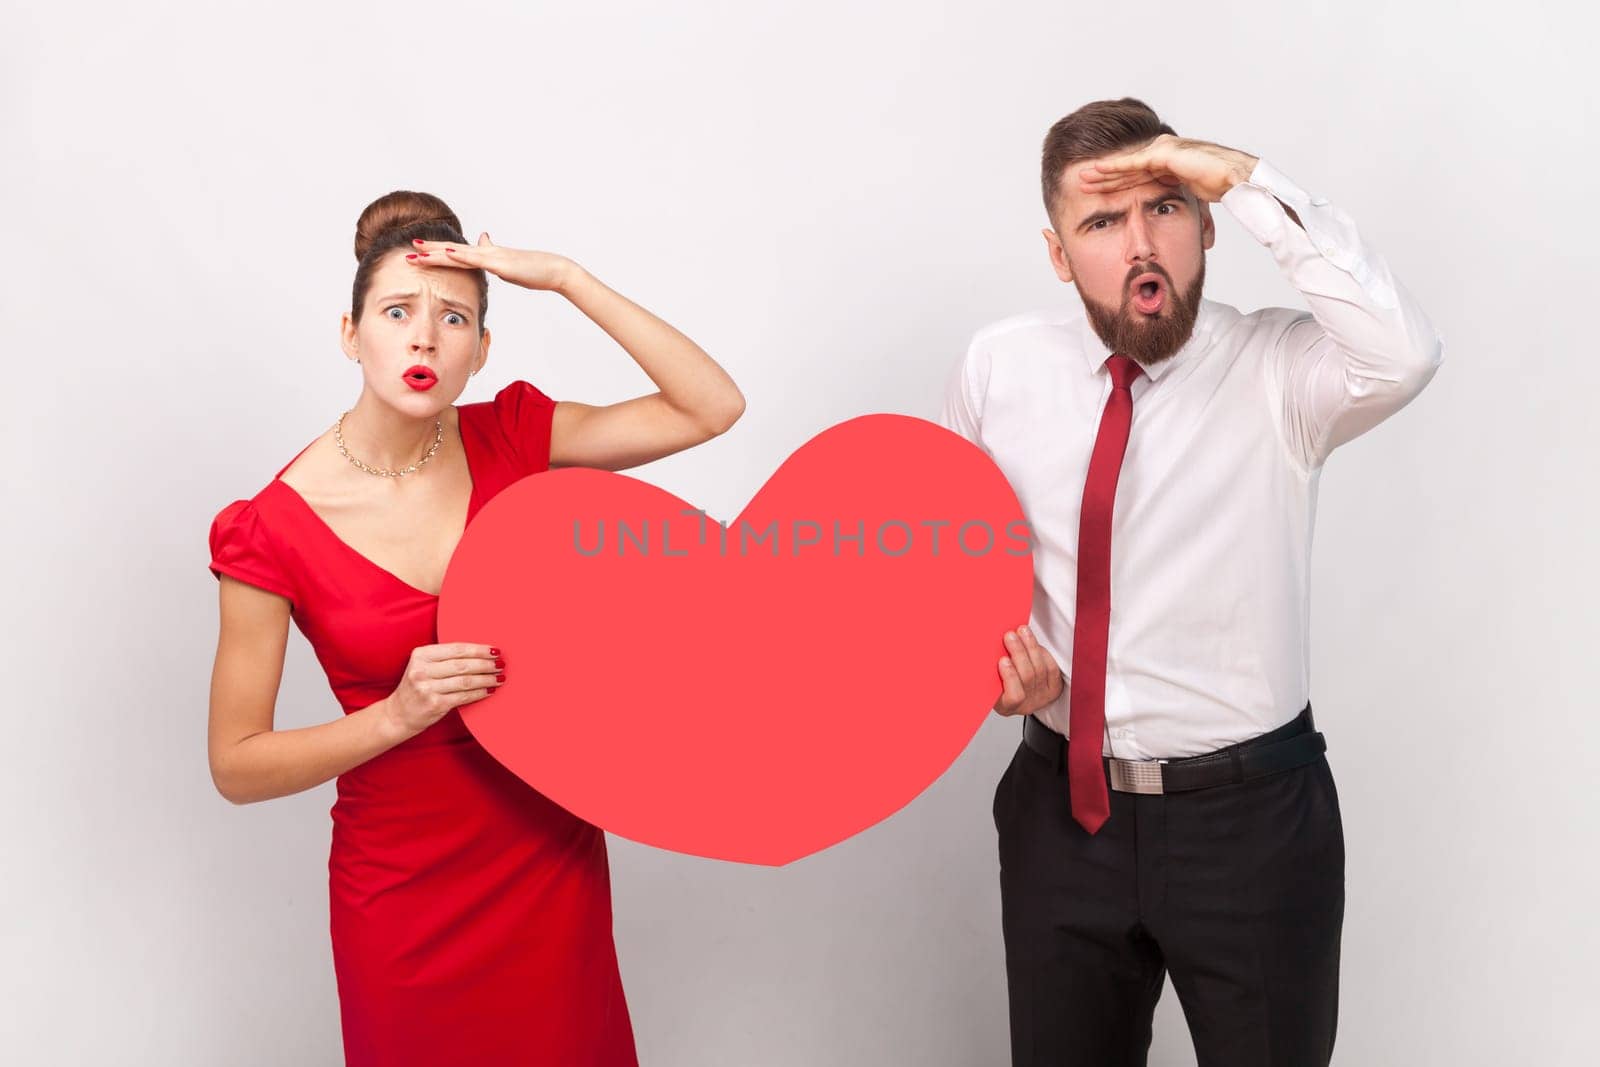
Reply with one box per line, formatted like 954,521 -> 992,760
495,672 -> 505,682
489,647 -> 501,656
419,252 -> 430,257
413,239 -> 424,245
406,253 -> 418,260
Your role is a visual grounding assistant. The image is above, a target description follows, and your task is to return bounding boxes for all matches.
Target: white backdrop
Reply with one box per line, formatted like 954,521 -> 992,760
5,1 -> 1594,1063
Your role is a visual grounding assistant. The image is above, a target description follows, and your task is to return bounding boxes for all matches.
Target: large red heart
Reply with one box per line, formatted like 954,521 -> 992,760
437,414 -> 1032,865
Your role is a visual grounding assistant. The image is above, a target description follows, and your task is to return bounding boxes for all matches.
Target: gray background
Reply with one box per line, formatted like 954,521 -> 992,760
5,1 -> 1594,1063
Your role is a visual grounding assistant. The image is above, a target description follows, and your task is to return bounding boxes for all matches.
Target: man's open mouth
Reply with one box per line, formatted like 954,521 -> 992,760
1130,273 -> 1167,315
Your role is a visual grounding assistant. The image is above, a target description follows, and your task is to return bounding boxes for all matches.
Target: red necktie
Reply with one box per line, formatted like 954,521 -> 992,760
1067,353 -> 1142,834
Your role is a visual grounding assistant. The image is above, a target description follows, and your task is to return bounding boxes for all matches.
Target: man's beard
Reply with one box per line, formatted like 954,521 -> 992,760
1079,258 -> 1206,367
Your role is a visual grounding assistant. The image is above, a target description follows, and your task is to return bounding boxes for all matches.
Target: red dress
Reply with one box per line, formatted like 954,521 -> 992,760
208,381 -> 638,1066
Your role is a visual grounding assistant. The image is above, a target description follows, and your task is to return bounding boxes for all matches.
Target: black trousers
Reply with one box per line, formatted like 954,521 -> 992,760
994,713 -> 1345,1066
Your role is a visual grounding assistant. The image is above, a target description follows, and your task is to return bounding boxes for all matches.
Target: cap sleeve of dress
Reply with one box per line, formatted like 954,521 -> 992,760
491,379 -> 558,475
208,499 -> 297,608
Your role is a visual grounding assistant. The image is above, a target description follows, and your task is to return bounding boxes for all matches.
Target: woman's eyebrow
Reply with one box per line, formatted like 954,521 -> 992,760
375,290 -> 473,313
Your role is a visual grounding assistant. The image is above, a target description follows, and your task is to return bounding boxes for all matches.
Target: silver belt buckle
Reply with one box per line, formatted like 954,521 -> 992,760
1108,757 -> 1166,795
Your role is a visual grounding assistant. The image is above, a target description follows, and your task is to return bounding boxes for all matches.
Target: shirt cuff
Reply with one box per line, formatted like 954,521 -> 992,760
1219,157 -> 1397,308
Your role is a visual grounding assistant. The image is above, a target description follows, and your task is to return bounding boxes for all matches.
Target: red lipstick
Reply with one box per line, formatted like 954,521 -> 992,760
403,365 -> 438,391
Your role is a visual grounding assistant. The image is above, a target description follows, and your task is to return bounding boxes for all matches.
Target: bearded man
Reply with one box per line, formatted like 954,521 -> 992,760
940,97 -> 1443,1066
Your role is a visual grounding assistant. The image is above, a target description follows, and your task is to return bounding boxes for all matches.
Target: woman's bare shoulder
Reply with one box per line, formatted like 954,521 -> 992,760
277,427 -> 340,498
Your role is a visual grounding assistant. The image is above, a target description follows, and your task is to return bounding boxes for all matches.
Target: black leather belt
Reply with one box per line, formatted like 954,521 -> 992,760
1021,702 -> 1327,795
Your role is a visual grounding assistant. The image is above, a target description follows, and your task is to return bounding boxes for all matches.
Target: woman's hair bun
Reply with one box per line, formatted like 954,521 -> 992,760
354,191 -> 465,262
347,189 -> 485,329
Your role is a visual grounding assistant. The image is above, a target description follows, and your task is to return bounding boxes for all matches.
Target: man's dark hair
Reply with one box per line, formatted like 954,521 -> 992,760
1041,97 -> 1176,227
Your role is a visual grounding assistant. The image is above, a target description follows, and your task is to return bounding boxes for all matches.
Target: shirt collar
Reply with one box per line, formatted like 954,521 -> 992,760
1079,298 -> 1219,382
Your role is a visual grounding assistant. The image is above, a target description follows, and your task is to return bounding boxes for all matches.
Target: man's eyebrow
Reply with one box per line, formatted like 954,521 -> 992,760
1076,192 -> 1187,232
374,291 -> 474,314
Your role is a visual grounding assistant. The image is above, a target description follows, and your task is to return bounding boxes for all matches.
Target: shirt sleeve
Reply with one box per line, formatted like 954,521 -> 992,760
938,334 -> 989,450
208,499 -> 297,607
1221,158 -> 1445,470
490,379 -> 559,475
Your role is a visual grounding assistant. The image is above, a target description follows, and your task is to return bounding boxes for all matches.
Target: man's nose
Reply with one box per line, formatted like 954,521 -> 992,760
1124,212 -> 1156,262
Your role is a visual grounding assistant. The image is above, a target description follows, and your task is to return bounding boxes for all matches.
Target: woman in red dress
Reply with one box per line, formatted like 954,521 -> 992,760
206,191 -> 744,1065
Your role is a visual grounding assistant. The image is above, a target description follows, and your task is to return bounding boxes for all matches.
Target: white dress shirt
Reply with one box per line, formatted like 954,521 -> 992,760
939,158 -> 1444,759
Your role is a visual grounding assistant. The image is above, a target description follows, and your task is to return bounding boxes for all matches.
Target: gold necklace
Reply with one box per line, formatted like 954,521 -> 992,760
335,411 -> 444,478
